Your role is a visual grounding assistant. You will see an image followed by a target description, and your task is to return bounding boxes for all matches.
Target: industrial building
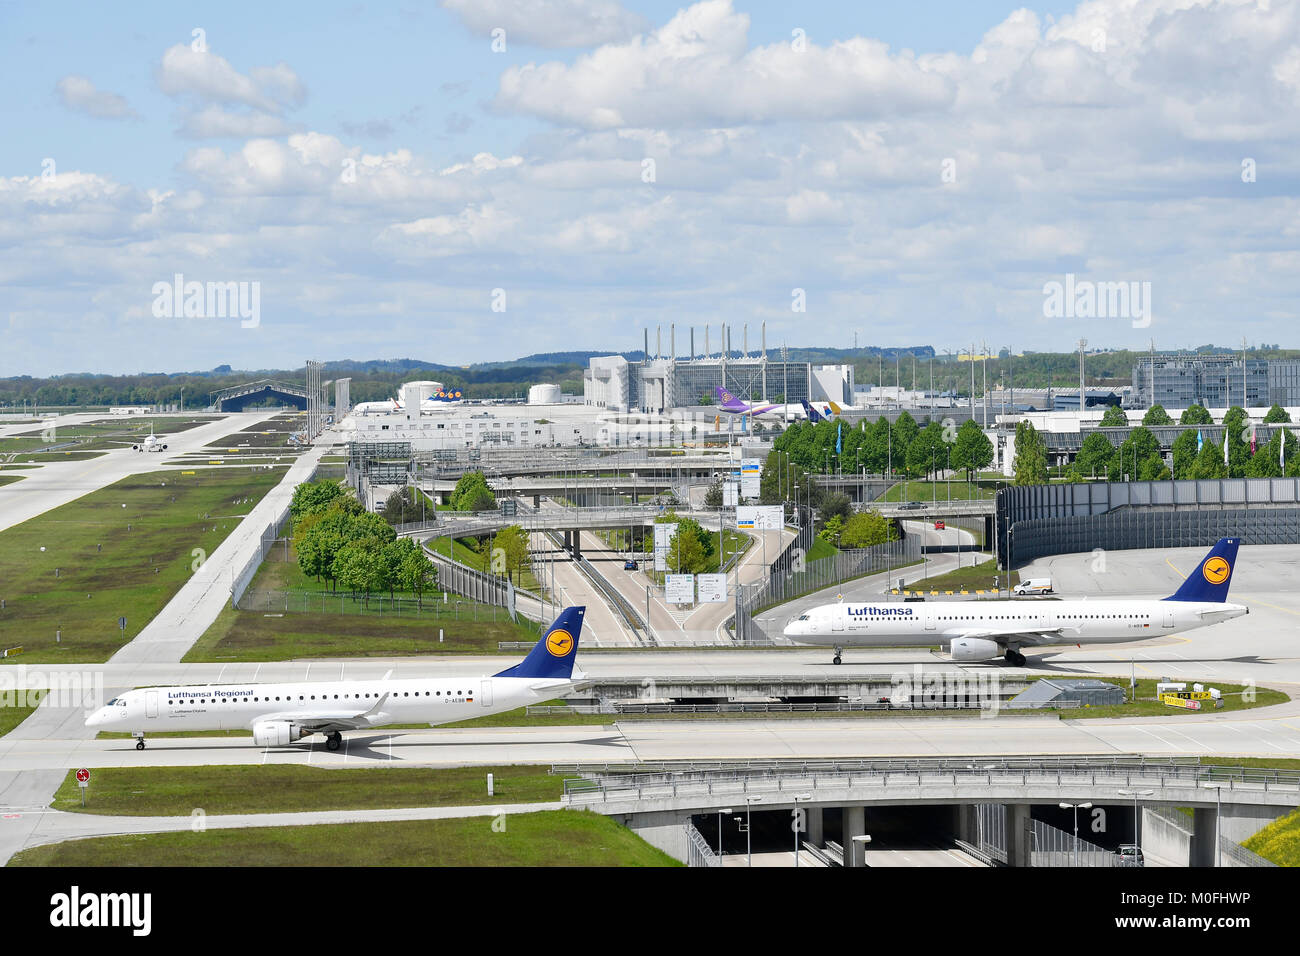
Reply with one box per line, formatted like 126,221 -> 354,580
1133,353 -> 1300,409
583,325 -> 853,413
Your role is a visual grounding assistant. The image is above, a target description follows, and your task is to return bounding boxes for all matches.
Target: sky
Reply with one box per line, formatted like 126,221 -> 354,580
2,0 -> 1298,376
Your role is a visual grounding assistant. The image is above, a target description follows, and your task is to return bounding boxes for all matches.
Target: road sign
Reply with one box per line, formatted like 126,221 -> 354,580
76,769 -> 90,784
697,573 -> 727,603
664,574 -> 695,605
1160,694 -> 1201,710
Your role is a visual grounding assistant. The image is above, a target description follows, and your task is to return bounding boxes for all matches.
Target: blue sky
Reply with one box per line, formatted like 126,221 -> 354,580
2,0 -> 1297,375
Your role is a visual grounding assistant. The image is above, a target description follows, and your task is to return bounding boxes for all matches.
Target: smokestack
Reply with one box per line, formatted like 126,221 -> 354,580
644,327 -> 648,360
690,327 -> 695,361
744,324 -> 748,358
657,325 -> 661,360
671,323 -> 675,362
705,326 -> 710,360
762,321 -> 766,359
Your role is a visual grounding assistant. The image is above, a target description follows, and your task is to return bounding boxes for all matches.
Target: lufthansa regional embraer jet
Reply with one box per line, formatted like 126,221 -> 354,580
87,607 -> 586,750
783,538 -> 1247,666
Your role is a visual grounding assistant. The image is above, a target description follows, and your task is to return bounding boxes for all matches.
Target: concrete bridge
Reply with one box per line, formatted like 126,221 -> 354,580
561,756 -> 1298,867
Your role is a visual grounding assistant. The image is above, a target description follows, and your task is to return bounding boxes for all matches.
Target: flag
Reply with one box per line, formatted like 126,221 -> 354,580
1283,428 -> 1288,468
1197,430 -> 1203,452
836,421 -> 842,454
1224,433 -> 1230,466
1250,425 -> 1257,454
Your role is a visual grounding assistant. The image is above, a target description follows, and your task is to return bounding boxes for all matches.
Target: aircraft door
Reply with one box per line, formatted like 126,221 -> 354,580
145,690 -> 159,719
480,679 -> 493,708
925,612 -> 936,631
831,608 -> 845,632
1162,611 -> 1174,628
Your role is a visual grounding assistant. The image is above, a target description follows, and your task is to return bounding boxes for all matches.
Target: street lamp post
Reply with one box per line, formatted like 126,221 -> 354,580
745,796 -> 762,867
1203,783 -> 1224,867
1059,801 -> 1093,867
1118,789 -> 1154,859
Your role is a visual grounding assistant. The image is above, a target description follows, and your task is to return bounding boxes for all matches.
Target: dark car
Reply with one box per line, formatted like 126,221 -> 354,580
623,559 -> 638,571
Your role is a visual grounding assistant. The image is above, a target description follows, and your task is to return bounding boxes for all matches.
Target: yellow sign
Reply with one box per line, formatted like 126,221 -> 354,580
1202,557 -> 1230,585
181,471 -> 195,475
545,629 -> 574,657
1174,691 -> 1213,700
1,646 -> 22,658
1161,694 -> 1201,710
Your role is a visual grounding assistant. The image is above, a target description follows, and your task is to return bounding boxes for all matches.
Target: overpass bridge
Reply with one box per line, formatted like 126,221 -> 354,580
560,755 -> 1298,867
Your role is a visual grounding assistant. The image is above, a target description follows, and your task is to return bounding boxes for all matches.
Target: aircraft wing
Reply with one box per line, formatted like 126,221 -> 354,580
947,626 -> 1071,647
251,694 -> 391,732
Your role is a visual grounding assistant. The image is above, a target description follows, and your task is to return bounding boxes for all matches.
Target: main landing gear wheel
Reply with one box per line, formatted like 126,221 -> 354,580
832,646 -> 843,666
135,738 -> 146,750
325,732 -> 342,752
1004,649 -> 1027,667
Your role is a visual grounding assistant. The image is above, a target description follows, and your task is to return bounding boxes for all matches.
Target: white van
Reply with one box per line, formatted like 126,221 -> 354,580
1014,577 -> 1053,595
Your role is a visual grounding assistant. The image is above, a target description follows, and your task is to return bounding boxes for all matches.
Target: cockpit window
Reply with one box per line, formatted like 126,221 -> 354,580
797,614 -> 810,621
106,697 -> 126,706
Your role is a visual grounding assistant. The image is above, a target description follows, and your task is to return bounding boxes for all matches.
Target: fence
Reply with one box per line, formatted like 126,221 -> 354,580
229,500 -> 297,609
1031,818 -> 1119,867
234,586 -> 524,624
685,823 -> 720,868
733,532 -> 923,642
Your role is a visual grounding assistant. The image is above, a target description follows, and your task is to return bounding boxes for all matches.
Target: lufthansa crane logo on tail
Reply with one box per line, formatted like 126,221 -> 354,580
545,629 -> 574,657
1202,557 -> 1231,585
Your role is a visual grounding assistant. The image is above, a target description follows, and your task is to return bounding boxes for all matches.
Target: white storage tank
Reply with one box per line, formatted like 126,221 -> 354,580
528,383 -> 562,405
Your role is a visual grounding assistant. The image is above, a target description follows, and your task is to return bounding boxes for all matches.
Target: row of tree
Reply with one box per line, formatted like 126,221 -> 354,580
1097,402 -> 1293,428
289,480 -> 437,606
819,509 -> 899,548
771,414 -> 995,480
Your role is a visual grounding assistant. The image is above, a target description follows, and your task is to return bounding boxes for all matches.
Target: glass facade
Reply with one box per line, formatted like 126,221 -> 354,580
1133,355 -> 1296,408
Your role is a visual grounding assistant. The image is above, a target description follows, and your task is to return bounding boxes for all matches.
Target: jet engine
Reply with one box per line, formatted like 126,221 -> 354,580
252,721 -> 309,747
948,637 -> 1002,662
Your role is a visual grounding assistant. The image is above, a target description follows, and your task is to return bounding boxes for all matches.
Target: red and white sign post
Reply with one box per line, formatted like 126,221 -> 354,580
76,768 -> 90,806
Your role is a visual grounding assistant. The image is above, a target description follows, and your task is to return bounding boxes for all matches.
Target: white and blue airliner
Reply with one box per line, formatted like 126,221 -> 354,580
87,607 -> 586,751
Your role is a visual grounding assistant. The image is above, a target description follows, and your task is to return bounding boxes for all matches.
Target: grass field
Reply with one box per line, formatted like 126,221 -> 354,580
1243,807 -> 1300,866
879,480 -> 997,502
0,475 -> 23,486
185,599 -> 542,661
895,558 -> 1019,593
0,468 -> 285,663
7,810 -> 679,867
1056,678 -> 1287,719
0,688 -> 46,736
428,535 -> 544,593
51,765 -> 574,815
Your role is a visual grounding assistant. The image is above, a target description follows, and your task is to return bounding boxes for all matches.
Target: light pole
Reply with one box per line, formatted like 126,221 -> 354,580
1059,801 -> 1093,867
717,807 -> 733,861
793,793 -> 813,867
745,796 -> 762,867
1118,789 -> 1154,859
1203,783 -> 1224,867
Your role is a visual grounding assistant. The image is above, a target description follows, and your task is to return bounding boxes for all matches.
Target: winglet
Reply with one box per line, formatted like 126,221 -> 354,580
494,607 -> 585,679
1164,537 -> 1241,603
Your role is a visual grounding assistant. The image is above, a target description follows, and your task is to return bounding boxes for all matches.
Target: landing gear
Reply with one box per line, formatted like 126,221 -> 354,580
135,737 -> 146,751
325,732 -> 342,752
832,646 -> 843,666
1004,648 -> 1027,667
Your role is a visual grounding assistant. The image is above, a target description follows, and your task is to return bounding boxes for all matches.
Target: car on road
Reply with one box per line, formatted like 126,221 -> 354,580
1116,844 -> 1145,867
933,520 -> 946,530
1014,577 -> 1054,595
900,501 -> 924,510
623,559 -> 639,571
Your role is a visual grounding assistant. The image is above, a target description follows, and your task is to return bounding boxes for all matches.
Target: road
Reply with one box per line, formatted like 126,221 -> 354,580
528,530 -> 639,647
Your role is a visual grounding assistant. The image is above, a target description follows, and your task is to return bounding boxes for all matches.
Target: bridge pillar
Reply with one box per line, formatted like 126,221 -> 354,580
842,805 -> 866,867
983,515 -> 994,549
533,495 -> 541,509
806,807 -> 824,848
564,530 -> 572,552
1190,807 -> 1217,867
1006,804 -> 1033,867
572,533 -> 583,561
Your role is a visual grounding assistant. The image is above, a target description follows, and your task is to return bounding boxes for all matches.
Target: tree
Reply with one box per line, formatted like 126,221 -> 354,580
1189,441 -> 1228,479
817,514 -> 844,545
892,412 -> 919,473
1109,426 -> 1162,481
703,480 -> 724,509
1142,405 -> 1174,426
1263,404 -> 1292,424
1180,404 -> 1213,426
817,491 -> 852,528
397,544 -> 437,609
949,419 -> 993,481
334,536 -> 388,607
664,525 -> 709,574
487,525 -> 530,583
1074,432 -> 1116,479
840,510 -> 897,548
906,421 -> 948,478
380,487 -> 426,525
1012,420 -> 1048,486
1222,406 -> 1250,477
1171,429 -> 1200,479
450,471 -> 496,511
1099,405 -> 1128,427
290,479 -> 344,523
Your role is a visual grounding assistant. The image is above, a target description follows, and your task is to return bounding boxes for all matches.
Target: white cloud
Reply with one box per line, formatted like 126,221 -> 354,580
179,106 -> 295,139
157,44 -> 305,113
55,76 -> 137,120
440,0 -> 646,48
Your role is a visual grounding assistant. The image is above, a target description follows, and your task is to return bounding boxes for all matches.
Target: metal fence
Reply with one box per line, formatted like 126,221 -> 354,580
1219,836 -> 1278,868
229,493 -> 298,609
685,823 -> 720,868
733,533 -> 923,642
235,586 -> 520,623
1031,818 -> 1119,867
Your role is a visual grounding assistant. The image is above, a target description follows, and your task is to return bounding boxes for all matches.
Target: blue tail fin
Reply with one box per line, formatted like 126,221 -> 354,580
801,400 -> 824,423
494,607 -> 585,679
1165,538 -> 1240,602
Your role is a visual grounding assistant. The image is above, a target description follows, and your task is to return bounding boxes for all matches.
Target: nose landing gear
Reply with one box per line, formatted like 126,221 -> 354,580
325,732 -> 342,752
832,646 -> 843,666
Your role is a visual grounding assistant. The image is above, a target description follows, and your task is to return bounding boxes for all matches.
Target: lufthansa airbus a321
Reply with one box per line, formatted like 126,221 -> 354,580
87,607 -> 586,750
783,538 -> 1248,665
